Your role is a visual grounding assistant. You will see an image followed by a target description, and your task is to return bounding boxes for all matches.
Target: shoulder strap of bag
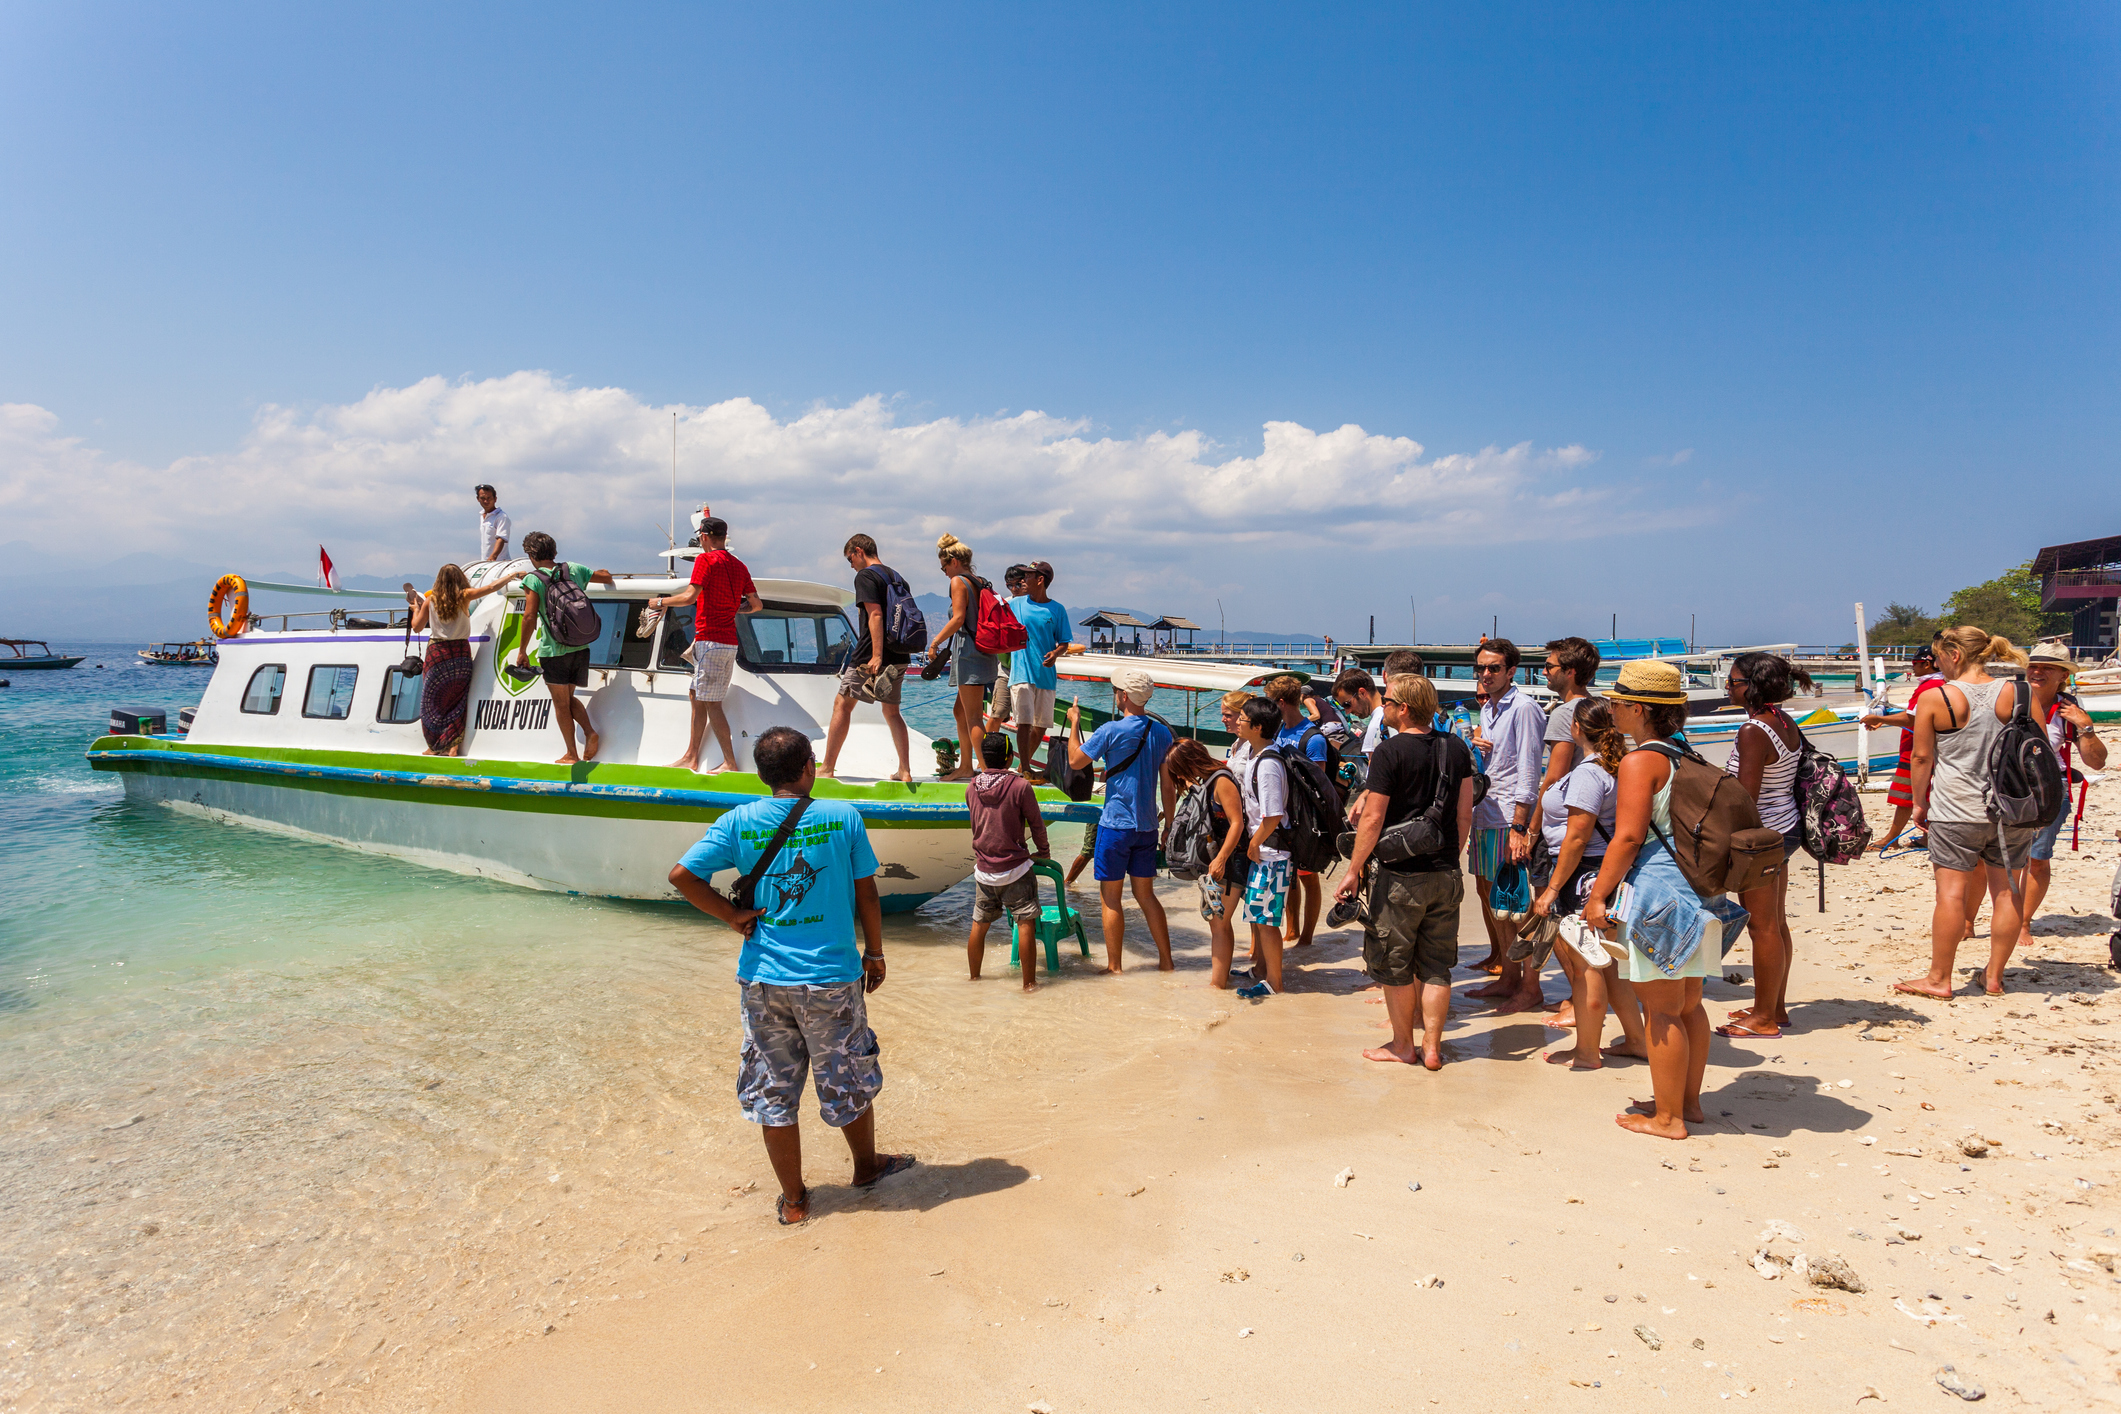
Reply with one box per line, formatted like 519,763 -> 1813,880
730,797 -> 812,907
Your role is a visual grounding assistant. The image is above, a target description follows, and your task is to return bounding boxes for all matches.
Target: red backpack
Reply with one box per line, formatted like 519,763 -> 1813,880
972,579 -> 1028,656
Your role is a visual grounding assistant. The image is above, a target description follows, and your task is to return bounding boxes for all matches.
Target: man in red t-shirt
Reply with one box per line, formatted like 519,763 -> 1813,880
649,515 -> 761,772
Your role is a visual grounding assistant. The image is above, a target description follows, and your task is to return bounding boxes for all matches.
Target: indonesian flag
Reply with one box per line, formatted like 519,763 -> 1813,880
319,545 -> 338,590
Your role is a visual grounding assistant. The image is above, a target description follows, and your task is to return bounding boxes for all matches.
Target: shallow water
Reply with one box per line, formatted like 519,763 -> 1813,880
2,650 -> 1158,1410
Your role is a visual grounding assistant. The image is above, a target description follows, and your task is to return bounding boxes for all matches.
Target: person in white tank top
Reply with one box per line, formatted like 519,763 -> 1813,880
1714,652 -> 1806,1040
1895,626 -> 2034,1001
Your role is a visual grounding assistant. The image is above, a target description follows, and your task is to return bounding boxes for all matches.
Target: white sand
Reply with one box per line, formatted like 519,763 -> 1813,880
450,791 -> 2121,1413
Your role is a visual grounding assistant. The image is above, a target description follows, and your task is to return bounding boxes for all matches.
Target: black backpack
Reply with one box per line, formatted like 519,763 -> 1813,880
1296,723 -> 1344,788
1259,743 -> 1342,874
1988,675 -> 2066,831
532,563 -> 603,649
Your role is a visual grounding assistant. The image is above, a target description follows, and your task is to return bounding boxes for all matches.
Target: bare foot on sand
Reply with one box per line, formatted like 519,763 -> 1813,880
1603,1039 -> 1649,1061
1547,1050 -> 1602,1070
1364,1045 -> 1418,1064
1627,1096 -> 1706,1124
1467,979 -> 1513,1000
1420,1046 -> 1443,1071
1714,1018 -> 1781,1040
1615,1111 -> 1688,1140
1545,1013 -> 1578,1029
1493,992 -> 1544,1016
1892,978 -> 1953,1000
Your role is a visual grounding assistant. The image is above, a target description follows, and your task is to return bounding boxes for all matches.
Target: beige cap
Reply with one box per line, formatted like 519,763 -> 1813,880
2027,642 -> 2073,667
1112,667 -> 1156,708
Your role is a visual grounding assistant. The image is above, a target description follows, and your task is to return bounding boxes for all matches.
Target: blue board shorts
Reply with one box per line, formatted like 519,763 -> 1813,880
1093,826 -> 1159,882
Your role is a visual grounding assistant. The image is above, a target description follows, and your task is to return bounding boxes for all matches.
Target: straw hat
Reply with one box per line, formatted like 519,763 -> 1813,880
1607,659 -> 1688,705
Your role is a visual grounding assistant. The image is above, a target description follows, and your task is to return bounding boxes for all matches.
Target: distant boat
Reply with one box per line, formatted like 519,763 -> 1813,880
2,638 -> 84,670
139,640 -> 220,667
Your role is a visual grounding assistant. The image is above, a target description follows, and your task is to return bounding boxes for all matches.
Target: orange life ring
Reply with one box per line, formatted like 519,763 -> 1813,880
209,574 -> 250,638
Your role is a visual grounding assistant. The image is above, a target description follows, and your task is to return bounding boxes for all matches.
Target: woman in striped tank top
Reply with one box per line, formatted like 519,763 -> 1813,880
1715,653 -> 1805,1040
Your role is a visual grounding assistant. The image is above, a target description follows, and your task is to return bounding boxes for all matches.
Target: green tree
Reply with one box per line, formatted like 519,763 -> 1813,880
1867,601 -> 1938,648
1938,560 -> 2072,645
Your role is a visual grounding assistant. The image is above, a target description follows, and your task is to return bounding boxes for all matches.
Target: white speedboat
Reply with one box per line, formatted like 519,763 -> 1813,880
86,556 -> 1093,910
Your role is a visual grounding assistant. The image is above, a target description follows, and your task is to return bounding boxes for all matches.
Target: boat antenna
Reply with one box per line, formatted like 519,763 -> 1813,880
669,411 -> 677,550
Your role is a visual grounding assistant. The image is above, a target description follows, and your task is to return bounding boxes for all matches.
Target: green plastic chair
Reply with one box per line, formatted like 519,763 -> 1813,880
1012,859 -> 1091,974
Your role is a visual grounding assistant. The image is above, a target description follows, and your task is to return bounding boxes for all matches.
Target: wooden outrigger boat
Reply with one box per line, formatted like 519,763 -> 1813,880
2,638 -> 84,670
139,639 -> 219,667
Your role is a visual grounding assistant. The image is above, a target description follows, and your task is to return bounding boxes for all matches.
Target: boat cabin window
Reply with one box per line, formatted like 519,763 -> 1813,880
657,600 -> 853,674
240,664 -> 286,714
378,666 -> 422,724
302,665 -> 359,720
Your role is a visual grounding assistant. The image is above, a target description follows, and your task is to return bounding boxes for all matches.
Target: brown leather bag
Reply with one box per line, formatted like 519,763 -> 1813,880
1637,741 -> 1783,896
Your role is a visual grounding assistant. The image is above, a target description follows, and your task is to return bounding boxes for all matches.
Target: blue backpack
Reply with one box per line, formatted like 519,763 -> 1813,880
875,566 -> 929,654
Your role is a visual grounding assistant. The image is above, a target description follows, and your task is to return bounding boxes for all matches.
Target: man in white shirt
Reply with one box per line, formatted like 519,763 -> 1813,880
476,484 -> 512,563
1464,639 -> 1549,1014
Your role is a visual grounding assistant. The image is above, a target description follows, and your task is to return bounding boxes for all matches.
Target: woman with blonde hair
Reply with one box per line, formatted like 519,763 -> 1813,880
1895,625 -> 2034,999
929,533 -> 996,781
408,563 -> 521,754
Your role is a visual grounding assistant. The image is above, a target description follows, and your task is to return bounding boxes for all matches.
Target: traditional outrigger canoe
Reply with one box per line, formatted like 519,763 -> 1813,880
86,555 -> 1094,910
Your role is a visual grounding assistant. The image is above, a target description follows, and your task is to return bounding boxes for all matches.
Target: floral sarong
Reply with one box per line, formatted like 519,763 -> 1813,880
420,639 -> 473,751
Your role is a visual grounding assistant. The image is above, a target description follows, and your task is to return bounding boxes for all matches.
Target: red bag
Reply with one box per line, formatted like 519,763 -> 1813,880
972,580 -> 1028,656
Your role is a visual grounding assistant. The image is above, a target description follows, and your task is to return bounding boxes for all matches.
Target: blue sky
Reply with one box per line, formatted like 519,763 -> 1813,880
3,3 -> 2116,644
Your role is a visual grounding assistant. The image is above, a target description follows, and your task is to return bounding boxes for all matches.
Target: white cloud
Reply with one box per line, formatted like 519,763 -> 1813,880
2,373 -> 1720,623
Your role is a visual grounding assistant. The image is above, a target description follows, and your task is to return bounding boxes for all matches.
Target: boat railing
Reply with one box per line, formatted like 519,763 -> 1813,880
242,607 -> 417,634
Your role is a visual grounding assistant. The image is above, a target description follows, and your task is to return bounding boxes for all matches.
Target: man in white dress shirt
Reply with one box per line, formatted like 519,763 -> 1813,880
475,484 -> 512,563
1463,638 -> 1549,1014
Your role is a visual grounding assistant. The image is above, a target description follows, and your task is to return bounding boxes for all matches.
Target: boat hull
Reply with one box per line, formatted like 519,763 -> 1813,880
89,739 -> 1095,911
9,656 -> 84,669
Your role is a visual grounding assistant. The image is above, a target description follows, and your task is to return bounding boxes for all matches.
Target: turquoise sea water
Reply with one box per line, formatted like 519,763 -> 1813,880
0,647 -> 1045,1409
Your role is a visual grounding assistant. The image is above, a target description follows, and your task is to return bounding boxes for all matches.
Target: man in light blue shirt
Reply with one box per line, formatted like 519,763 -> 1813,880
1465,639 -> 1550,1015
1007,560 -> 1083,781
1065,666 -> 1176,972
668,726 -> 915,1225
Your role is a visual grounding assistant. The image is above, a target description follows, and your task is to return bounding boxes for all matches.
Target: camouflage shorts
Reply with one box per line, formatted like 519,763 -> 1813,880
737,981 -> 883,1128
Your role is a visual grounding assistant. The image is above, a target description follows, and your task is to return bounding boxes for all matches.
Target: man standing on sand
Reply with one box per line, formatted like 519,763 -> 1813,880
1065,666 -> 1176,972
1010,561 -> 1083,782
1464,639 -> 1547,1013
513,531 -> 613,766
965,733 -> 1051,989
649,513 -> 762,773
475,484 -> 511,563
1337,674 -> 1476,1070
667,726 -> 916,1225
821,534 -> 915,783
1264,674 -> 1332,949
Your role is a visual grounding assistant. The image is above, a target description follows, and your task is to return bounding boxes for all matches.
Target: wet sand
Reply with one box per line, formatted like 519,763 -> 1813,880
8,793 -> 2118,1411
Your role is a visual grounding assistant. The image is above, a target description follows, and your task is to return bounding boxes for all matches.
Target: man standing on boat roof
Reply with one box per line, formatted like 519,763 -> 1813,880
475,484 -> 511,563
667,726 -> 916,1225
649,510 -> 762,773
1009,560 -> 1084,782
821,534 -> 916,783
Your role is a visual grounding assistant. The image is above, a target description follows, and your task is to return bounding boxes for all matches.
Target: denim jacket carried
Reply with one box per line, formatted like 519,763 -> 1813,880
1613,835 -> 1749,978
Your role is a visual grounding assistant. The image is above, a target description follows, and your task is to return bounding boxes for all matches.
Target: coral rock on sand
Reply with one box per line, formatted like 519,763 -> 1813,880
1333,1167 -> 1355,1188
1807,1255 -> 1865,1294
1633,1324 -> 1662,1350
1935,1365 -> 1986,1401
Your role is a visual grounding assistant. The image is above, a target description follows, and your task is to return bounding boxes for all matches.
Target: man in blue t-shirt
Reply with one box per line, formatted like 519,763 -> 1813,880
668,726 -> 916,1225
1064,667 -> 1175,973
1264,674 -> 1333,948
1008,560 -> 1083,782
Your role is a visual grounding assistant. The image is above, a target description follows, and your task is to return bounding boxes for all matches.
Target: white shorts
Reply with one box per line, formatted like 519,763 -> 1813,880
690,642 -> 738,702
1010,684 -> 1056,734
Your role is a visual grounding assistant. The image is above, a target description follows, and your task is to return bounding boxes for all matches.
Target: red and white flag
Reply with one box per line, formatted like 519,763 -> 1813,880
319,545 -> 338,590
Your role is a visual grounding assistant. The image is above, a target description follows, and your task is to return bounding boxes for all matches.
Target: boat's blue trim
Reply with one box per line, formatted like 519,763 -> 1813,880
87,747 -> 1104,824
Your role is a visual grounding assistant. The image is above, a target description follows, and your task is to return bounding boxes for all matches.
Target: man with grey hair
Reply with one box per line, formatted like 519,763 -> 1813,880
1064,666 -> 1176,972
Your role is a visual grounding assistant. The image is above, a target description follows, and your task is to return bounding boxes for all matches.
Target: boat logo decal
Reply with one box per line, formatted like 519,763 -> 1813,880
492,613 -> 540,698
473,698 -> 554,732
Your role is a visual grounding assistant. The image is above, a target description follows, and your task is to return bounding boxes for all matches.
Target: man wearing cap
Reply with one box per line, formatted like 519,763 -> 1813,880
475,485 -> 511,563
1064,666 -> 1176,972
2016,642 -> 2107,948
1861,647 -> 1943,850
649,511 -> 763,772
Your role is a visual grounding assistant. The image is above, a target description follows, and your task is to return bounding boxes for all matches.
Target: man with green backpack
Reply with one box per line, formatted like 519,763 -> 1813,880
511,530 -> 615,765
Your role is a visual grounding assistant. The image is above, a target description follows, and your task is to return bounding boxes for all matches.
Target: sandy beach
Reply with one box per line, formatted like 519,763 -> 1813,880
9,792 -> 2117,1412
